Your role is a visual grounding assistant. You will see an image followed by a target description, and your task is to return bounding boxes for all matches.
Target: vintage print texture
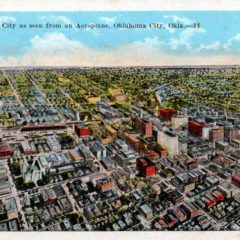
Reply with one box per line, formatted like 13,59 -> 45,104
0,11 -> 239,232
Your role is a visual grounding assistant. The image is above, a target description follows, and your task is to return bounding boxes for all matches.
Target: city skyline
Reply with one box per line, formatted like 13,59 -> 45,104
0,67 -> 239,231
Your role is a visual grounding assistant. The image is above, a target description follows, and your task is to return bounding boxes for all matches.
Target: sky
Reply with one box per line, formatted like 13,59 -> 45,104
0,11 -> 240,66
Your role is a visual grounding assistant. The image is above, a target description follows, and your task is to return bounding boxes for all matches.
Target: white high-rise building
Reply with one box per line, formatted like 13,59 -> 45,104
157,130 -> 179,156
171,116 -> 188,129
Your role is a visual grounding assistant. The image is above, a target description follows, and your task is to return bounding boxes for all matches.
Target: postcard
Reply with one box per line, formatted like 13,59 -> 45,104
0,1 -> 239,240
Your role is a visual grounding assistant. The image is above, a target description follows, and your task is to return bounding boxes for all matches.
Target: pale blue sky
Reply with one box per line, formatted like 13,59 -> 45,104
0,12 -> 239,66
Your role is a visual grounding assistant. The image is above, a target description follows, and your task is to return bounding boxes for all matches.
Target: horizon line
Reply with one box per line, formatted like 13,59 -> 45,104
1,64 -> 240,69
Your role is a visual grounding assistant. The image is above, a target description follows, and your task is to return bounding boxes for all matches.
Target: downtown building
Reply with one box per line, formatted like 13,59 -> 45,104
209,126 -> 224,143
224,126 -> 240,142
133,117 -> 153,136
136,156 -> 156,177
0,141 -> 12,158
89,140 -> 106,160
157,130 -> 179,156
188,121 -> 206,137
159,109 -> 178,121
171,116 -> 188,129
75,123 -> 91,137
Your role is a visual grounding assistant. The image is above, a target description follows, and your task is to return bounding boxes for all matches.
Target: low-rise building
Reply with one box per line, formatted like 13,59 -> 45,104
69,148 -> 83,162
46,135 -> 61,151
89,141 -> 106,160
96,177 -> 115,193
39,189 -> 57,205
0,141 -> 12,158
140,204 -> 153,220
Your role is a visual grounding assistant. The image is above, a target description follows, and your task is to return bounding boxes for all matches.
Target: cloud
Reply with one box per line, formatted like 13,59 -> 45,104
29,32 -> 83,54
163,15 -> 206,50
194,33 -> 240,54
99,16 -> 117,24
224,33 -> 240,51
39,15 -> 74,26
38,15 -> 80,33
0,16 -> 16,27
164,15 -> 193,25
165,25 -> 175,33
0,32 -> 239,67
230,33 -> 240,42
194,41 -> 221,52
21,32 -> 94,65
133,36 -> 164,49
169,27 -> 205,50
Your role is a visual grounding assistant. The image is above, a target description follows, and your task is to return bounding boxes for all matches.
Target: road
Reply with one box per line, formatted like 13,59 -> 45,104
1,159 -> 29,230
2,70 -> 30,118
24,71 -> 66,122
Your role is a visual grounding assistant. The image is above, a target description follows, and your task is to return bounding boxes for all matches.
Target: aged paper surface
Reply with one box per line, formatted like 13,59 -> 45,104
0,1 -> 239,240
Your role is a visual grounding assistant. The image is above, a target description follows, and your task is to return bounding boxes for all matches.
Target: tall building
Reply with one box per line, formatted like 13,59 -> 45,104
157,130 -> 179,156
209,126 -> 224,143
202,126 -> 211,140
89,141 -> 106,160
125,133 -> 141,152
134,117 -> 153,136
188,121 -> 206,137
159,109 -> 177,121
224,127 -> 239,141
136,156 -> 156,177
171,116 -> 188,129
